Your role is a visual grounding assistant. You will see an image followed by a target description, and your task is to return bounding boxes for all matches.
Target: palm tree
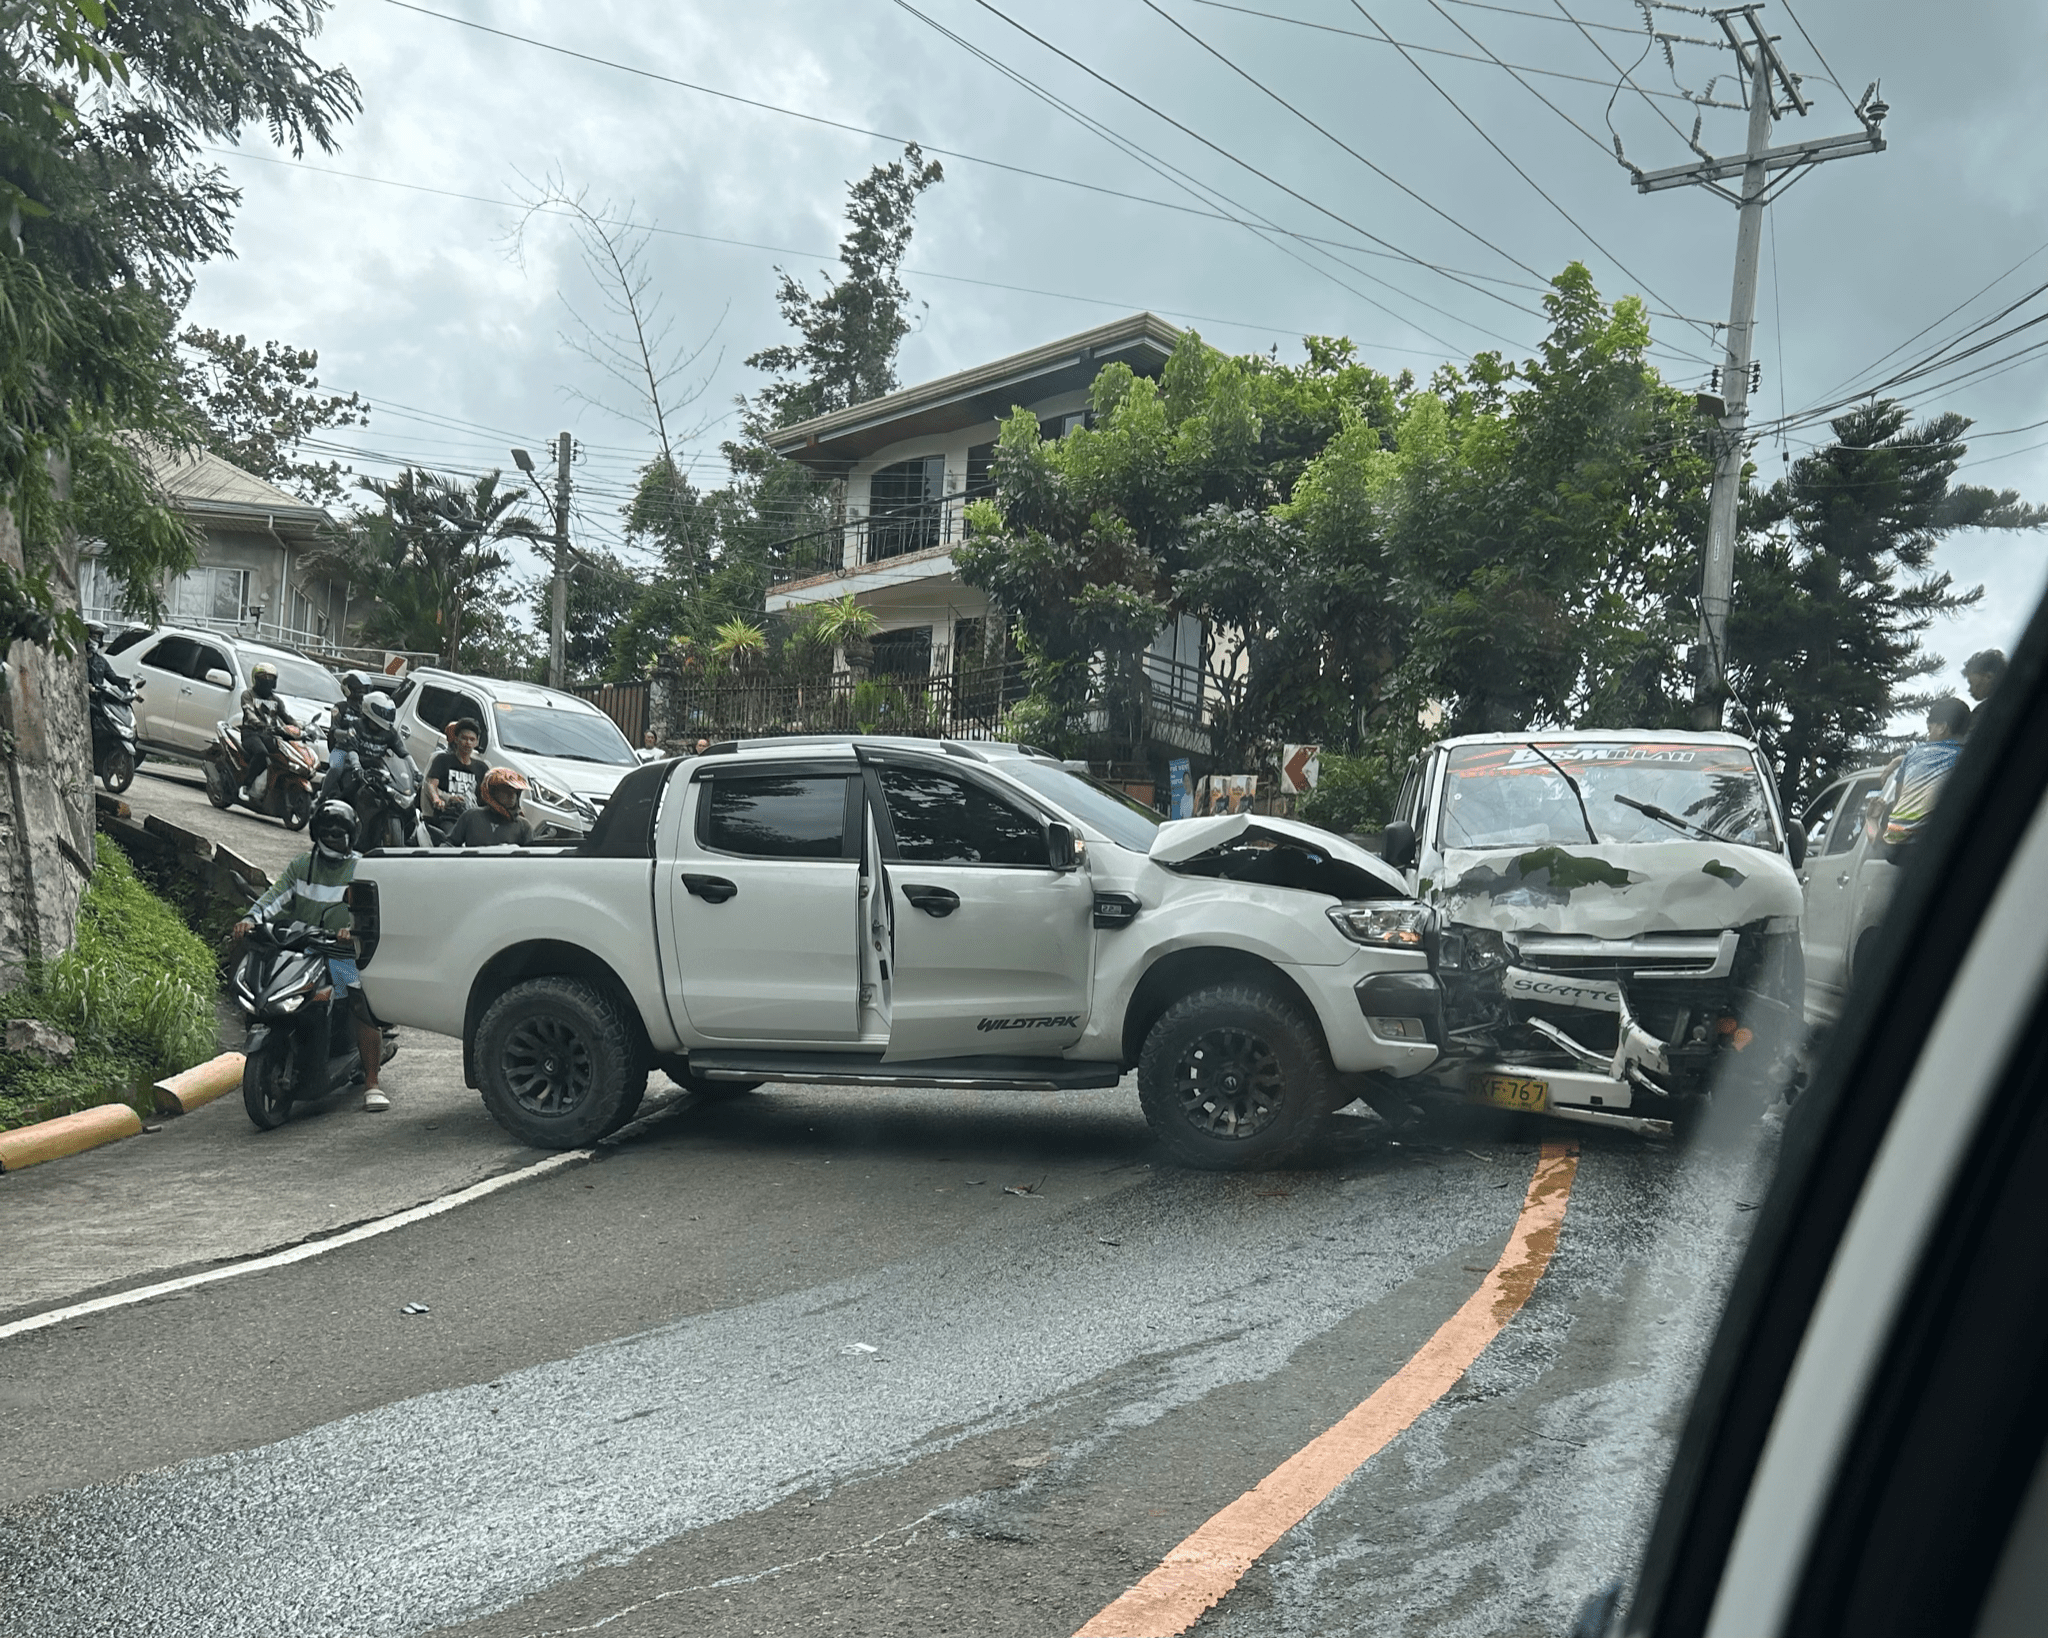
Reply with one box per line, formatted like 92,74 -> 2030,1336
316,468 -> 544,669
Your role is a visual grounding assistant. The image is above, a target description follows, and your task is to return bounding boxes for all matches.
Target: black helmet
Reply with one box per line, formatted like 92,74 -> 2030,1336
362,694 -> 397,734
341,669 -> 371,701
311,799 -> 357,860
85,621 -> 109,648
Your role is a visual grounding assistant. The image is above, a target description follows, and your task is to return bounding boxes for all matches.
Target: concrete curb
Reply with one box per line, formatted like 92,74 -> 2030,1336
153,1052 -> 246,1116
0,1051 -> 246,1173
0,1103 -> 144,1172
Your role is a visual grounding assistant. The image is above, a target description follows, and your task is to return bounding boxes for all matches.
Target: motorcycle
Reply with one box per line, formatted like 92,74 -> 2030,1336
336,736 -> 429,850
422,791 -> 469,847
234,921 -> 399,1129
203,718 -> 321,829
89,670 -> 144,793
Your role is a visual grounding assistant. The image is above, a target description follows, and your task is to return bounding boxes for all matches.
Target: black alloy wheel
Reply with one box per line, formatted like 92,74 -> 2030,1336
1172,1026 -> 1286,1141
500,1014 -> 596,1118
242,1041 -> 295,1129
99,747 -> 135,794
283,782 -> 312,830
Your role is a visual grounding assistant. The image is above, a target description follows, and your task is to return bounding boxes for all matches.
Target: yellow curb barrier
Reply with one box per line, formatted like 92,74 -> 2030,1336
152,1052 -> 246,1116
0,1102 -> 145,1173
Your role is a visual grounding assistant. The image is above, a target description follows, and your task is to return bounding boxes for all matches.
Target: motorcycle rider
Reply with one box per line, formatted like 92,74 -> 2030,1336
237,662 -> 298,805
449,765 -> 534,847
233,800 -> 392,1112
425,717 -> 485,819
84,622 -> 120,691
318,670 -> 373,803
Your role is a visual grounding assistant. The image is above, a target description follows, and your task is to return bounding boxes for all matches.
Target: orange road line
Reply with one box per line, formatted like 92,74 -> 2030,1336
1075,1140 -> 1582,1638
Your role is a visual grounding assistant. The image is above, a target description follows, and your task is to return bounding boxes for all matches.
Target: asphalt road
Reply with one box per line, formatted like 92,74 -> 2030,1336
0,1078 -> 1779,1638
124,756 -> 314,878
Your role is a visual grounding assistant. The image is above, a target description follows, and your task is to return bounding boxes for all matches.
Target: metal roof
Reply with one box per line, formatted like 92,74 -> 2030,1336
140,444 -> 335,536
764,313 -> 1183,471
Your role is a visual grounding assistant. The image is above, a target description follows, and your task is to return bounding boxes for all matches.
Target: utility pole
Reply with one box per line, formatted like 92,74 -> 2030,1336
1627,5 -> 1888,727
512,433 -> 575,688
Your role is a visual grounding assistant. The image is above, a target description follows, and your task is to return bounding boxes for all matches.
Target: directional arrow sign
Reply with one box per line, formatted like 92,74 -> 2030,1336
1281,743 -> 1320,794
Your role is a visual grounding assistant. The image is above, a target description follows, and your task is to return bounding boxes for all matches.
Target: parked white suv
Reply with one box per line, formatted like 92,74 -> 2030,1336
391,667 -> 639,839
350,736 -> 1444,1169
109,628 -> 342,758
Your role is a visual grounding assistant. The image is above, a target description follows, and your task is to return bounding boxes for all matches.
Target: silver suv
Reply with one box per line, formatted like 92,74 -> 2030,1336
109,628 -> 343,758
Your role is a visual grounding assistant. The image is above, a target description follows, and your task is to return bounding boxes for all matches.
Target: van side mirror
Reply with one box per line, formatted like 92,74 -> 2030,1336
204,668 -> 233,689
1382,820 -> 1417,871
1047,820 -> 1079,870
1787,819 -> 1808,871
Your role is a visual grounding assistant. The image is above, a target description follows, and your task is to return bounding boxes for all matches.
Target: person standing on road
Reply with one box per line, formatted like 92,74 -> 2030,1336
426,718 -> 485,817
1965,648 -> 2007,706
234,800 -> 392,1111
237,663 -> 298,805
1877,697 -> 1972,852
449,765 -> 534,847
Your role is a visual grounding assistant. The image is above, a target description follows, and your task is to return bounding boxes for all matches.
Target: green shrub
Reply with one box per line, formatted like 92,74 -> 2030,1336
1298,750 -> 1404,838
0,833 -> 218,1129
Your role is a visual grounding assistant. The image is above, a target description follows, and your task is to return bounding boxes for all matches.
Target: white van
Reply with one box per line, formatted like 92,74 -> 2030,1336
392,667 -> 638,839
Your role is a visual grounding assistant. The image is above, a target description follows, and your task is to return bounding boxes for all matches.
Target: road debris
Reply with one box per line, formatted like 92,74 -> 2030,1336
401,1302 -> 430,1316
1098,1237 -> 1122,1247
844,1342 -> 879,1354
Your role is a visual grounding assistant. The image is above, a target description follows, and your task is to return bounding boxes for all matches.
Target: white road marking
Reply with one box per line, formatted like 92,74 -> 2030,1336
0,1148 -> 592,1341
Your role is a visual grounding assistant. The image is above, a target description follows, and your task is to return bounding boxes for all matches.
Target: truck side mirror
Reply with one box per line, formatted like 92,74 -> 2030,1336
1382,820 -> 1417,871
1046,820 -> 1079,870
1787,819 -> 1808,871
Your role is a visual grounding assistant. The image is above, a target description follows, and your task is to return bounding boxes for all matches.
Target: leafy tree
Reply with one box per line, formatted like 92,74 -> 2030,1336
739,144 -> 945,435
525,545 -> 639,683
321,468 -> 542,669
0,0 -> 359,632
178,326 -> 366,505
1729,401 -> 2046,805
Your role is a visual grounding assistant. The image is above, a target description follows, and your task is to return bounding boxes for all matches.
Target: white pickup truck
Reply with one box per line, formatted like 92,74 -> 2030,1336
349,736 -> 1445,1169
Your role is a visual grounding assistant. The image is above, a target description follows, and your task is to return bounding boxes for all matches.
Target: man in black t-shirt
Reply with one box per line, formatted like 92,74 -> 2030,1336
426,718 -> 484,816
450,766 -> 534,847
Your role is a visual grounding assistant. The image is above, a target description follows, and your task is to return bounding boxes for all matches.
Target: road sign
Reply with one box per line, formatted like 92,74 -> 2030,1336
1281,744 -> 1320,794
1168,758 -> 1191,820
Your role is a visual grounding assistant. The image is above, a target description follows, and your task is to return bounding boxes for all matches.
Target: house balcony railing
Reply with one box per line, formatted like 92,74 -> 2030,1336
770,489 -> 992,589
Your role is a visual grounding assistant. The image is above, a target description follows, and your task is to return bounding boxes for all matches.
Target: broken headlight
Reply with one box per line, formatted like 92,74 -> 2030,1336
1435,924 -> 1509,972
1327,903 -> 1436,950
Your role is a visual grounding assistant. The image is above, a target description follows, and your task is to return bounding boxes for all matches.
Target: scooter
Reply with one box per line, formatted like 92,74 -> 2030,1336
336,738 -> 430,850
423,791 -> 470,847
89,670 -> 144,793
204,719 -> 321,830
234,921 -> 399,1129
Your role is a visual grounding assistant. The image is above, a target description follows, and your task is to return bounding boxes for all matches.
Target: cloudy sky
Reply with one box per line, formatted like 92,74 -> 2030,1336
189,0 -> 2048,698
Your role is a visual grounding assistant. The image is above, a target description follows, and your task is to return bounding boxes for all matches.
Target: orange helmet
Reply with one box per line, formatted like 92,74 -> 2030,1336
480,765 -> 528,820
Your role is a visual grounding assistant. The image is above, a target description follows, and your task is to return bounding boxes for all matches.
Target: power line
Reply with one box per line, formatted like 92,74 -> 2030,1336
1335,0 -> 1720,354
890,0 -> 1526,355
1776,0 -> 1854,113
1548,0 -> 1699,153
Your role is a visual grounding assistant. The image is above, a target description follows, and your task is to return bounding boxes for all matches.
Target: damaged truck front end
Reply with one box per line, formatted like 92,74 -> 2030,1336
1395,735 -> 1807,1136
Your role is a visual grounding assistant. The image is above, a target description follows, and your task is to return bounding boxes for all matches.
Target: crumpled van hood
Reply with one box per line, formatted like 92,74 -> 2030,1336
1151,813 -> 1409,898
1431,839 -> 1801,936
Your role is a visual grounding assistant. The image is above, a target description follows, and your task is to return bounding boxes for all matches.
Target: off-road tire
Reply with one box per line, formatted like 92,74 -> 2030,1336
205,761 -> 235,809
282,782 -> 312,831
243,1041 -> 294,1130
99,748 -> 135,794
1137,983 -> 1336,1171
476,976 -> 646,1149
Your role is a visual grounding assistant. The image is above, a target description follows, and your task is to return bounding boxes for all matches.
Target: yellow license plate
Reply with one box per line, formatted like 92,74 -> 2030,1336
1475,1074 -> 1550,1113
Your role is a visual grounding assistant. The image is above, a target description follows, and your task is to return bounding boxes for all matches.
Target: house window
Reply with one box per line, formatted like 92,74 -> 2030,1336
170,567 -> 249,626
866,456 -> 943,562
78,558 -> 134,624
870,625 -> 933,678
1041,410 -> 1090,440
965,443 -> 996,496
288,587 -> 320,639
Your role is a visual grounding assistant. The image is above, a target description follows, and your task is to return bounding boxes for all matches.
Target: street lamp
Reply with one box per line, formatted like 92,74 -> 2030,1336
510,447 -> 535,476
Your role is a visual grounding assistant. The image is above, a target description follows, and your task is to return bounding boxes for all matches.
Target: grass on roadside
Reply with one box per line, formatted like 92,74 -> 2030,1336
0,833 -> 218,1131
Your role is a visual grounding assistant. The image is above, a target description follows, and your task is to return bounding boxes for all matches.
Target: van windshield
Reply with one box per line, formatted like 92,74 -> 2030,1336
1441,740 -> 1779,851
491,702 -> 635,764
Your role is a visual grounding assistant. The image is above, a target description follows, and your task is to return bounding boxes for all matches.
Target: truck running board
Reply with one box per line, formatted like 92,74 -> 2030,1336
682,1051 -> 1123,1092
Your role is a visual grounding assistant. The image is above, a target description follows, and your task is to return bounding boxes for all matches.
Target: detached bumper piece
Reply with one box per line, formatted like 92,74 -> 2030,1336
1463,1061 -> 1675,1139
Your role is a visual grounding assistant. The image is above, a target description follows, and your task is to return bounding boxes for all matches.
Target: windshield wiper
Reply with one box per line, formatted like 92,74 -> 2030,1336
1525,743 -> 1600,844
1612,793 -> 1755,849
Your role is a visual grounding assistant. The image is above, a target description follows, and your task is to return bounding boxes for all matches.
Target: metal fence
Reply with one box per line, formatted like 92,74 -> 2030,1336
771,492 -> 989,589
569,680 -> 650,745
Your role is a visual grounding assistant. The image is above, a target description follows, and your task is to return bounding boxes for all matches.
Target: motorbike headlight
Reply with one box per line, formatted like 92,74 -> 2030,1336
277,993 -> 304,1014
1326,902 -> 1436,949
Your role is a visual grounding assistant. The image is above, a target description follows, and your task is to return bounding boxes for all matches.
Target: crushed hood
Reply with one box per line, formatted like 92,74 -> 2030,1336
1431,839 -> 1801,937
1150,813 -> 1409,899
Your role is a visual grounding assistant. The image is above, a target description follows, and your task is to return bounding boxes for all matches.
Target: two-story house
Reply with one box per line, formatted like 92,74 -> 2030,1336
761,312 -> 1209,779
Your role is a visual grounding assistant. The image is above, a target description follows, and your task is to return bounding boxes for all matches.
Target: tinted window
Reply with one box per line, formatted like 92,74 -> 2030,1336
1827,776 -> 1882,856
191,645 -> 233,684
106,627 -> 151,655
416,684 -> 487,747
139,637 -> 199,676
879,767 -> 1048,866
705,774 -> 847,859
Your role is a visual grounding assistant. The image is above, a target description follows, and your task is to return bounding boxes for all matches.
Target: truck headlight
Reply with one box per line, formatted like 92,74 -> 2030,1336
1327,903 -> 1435,949
528,777 -> 573,810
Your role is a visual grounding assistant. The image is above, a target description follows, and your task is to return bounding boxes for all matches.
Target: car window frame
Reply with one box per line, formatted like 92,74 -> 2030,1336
415,683 -> 490,751
138,636 -> 200,678
1826,777 -> 1882,858
690,761 -> 862,864
859,756 -> 1058,870
190,642 -> 234,686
